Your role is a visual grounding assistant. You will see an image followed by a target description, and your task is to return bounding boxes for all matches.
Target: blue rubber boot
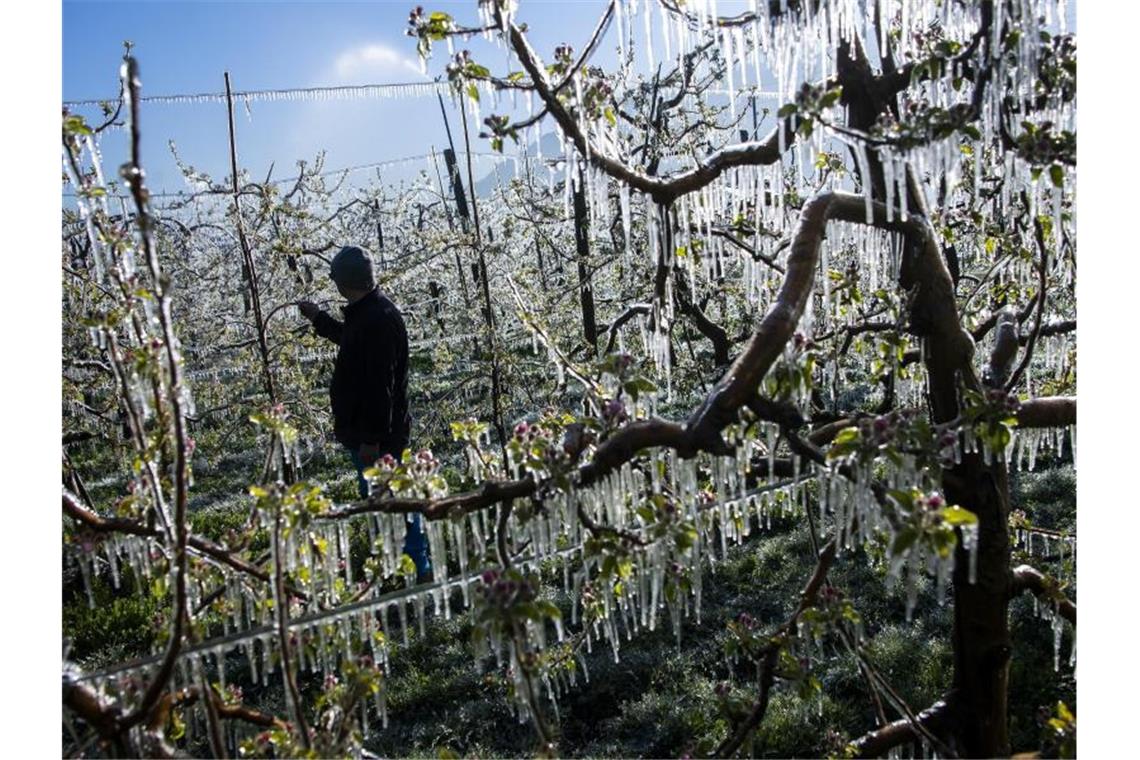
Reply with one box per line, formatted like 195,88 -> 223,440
402,515 -> 433,580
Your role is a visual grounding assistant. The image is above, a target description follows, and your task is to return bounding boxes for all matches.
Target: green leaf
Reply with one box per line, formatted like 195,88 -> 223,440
676,526 -> 697,551
891,527 -> 919,557
466,83 -> 480,102
832,427 -> 860,445
777,103 -> 798,118
819,86 -> 842,108
940,505 -> 978,526
64,114 -> 93,136
1050,164 -> 1064,188
168,709 -> 186,740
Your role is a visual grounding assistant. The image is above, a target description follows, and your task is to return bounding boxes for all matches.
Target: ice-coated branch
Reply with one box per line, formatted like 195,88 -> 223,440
1011,565 -> 1076,626
577,502 -> 649,547
970,293 -> 1039,344
323,417 -> 696,524
271,506 -> 312,748
507,275 -> 601,399
1020,320 -> 1075,343
701,225 -> 787,273
117,56 -> 196,732
550,0 -> 614,97
657,0 -> 803,29
674,275 -> 731,366
602,303 -> 652,355
1016,397 -> 1076,429
985,309 -> 1020,387
837,629 -> 957,758
847,697 -> 959,759
325,476 -> 536,521
62,489 -> 309,601
63,673 -> 124,742
687,190 -> 970,447
500,7 -> 800,205
1005,215 -> 1051,392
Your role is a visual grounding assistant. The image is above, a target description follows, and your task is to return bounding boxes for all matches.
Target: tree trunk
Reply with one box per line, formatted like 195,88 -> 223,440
927,338 -> 1012,758
574,167 -> 599,355
837,34 -> 1013,753
945,456 -> 1012,757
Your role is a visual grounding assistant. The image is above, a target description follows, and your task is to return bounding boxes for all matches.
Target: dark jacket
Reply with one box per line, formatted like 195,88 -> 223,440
312,289 -> 410,450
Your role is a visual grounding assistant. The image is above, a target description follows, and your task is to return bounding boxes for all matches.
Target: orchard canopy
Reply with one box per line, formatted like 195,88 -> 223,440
61,0 -> 1076,757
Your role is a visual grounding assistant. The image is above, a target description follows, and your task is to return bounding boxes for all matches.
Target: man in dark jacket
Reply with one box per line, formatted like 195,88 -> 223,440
298,245 -> 431,579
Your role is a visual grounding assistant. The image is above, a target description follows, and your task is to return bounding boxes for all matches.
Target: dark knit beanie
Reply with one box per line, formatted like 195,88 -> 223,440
329,245 -> 376,291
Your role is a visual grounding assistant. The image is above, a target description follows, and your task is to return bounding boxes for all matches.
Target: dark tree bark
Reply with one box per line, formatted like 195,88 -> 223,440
573,166 -> 599,355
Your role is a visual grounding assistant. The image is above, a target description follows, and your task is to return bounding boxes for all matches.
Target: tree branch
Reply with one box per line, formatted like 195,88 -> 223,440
1005,214 -> 1051,391
848,697 -> 959,758
62,490 -> 308,601
501,9 -> 801,205
1016,397 -> 1076,429
1011,565 -> 1076,626
602,303 -> 651,355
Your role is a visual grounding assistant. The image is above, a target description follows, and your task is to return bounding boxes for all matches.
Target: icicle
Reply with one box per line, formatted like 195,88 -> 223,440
1052,602 -> 1064,672
78,552 -> 96,608
960,524 -> 979,585
398,601 -> 409,647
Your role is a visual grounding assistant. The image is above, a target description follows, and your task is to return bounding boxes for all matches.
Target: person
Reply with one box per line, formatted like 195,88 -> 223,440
298,245 -> 432,581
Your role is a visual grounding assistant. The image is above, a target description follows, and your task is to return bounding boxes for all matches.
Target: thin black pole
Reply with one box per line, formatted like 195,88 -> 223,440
437,91 -> 458,155
458,94 -> 482,244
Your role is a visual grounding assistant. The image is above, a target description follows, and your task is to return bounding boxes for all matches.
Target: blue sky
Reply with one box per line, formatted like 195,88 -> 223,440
63,1 -> 618,193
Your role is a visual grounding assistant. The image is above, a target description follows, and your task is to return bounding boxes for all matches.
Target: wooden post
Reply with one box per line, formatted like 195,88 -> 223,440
224,72 -> 292,482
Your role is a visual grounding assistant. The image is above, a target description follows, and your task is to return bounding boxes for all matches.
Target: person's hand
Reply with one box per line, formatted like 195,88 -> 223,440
297,301 -> 321,321
359,442 -> 381,466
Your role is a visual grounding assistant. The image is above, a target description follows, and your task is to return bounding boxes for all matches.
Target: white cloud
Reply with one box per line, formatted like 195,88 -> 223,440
333,43 -> 423,81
